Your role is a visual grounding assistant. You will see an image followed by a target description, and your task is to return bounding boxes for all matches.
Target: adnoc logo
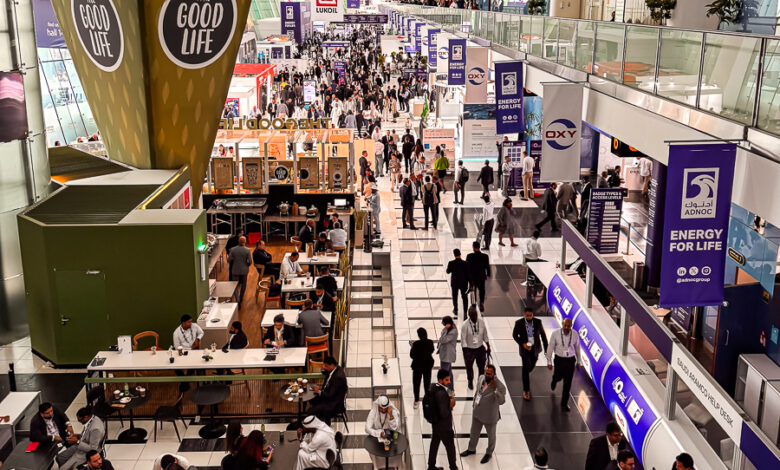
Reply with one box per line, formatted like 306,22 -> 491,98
544,118 -> 578,150
467,67 -> 485,86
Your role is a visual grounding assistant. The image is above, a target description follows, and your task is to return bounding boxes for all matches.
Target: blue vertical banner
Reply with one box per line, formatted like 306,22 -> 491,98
494,61 -> 524,135
660,143 -> 736,307
347,0 -> 360,8
334,60 -> 347,83
281,2 -> 302,43
448,38 -> 466,85
587,188 -> 624,254
415,22 -> 424,52
427,29 -> 440,67
407,19 -> 414,42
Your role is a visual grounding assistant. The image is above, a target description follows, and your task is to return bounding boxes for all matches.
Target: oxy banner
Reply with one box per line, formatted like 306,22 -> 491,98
494,61 -> 523,134
540,82 -> 582,182
447,38 -> 466,85
464,47 -> 488,104
659,143 -> 736,307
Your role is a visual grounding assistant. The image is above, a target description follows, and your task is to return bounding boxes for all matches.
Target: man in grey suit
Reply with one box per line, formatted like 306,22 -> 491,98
297,299 -> 329,338
56,407 -> 105,470
459,365 -> 506,464
227,236 -> 252,305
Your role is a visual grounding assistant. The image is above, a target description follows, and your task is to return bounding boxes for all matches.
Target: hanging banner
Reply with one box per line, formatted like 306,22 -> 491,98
310,0 -> 344,22
342,14 -> 388,23
346,0 -> 360,8
435,32 -> 450,74
465,47 -> 488,104
281,2 -> 302,43
32,0 -> 66,48
586,188 -> 624,254
659,143 -> 736,307
427,29 -> 440,67
406,19 -> 414,42
540,82 -> 582,182
447,38 -> 466,85
414,22 -> 424,52
494,61 -> 524,135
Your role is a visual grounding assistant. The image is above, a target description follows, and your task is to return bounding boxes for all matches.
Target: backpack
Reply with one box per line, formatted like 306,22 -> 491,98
460,167 -> 470,183
422,184 -> 435,206
422,389 -> 439,424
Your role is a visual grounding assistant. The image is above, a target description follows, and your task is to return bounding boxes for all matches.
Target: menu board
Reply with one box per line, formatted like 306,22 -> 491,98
328,157 -> 348,190
298,156 -> 320,190
212,157 -> 234,190
587,188 -> 624,254
269,160 -> 294,184
242,157 -> 264,190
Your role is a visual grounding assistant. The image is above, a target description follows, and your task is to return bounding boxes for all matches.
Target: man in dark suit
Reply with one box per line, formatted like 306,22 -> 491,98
466,241 -> 491,312
298,219 -> 316,247
445,248 -> 469,318
307,356 -> 348,424
512,308 -> 549,401
224,321 -> 248,350
605,450 -> 636,470
536,182 -> 559,232
315,266 -> 338,298
31,402 -> 73,444
477,160 -> 494,196
263,314 -> 297,347
399,178 -> 417,230
586,422 -> 628,470
311,286 -> 336,313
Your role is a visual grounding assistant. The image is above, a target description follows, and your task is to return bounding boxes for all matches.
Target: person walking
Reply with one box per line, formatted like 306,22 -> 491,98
437,316 -> 458,392
434,152 -> 450,192
556,181 -> 574,221
536,182 -> 559,232
453,160 -> 469,204
402,131 -> 415,173
421,175 -> 440,230
521,150 -> 534,200
410,327 -> 435,409
501,155 -> 512,197
513,307 -> 548,401
466,242 -> 491,311
585,422 -> 628,470
227,236 -> 252,305
367,185 -> 381,235
546,318 -> 580,411
425,369 -> 458,470
523,447 -> 553,470
495,198 -> 518,247
460,305 -> 490,390
480,194 -> 495,249
400,178 -> 417,230
459,365 -> 506,464
446,249 -> 469,317
477,159 -> 494,196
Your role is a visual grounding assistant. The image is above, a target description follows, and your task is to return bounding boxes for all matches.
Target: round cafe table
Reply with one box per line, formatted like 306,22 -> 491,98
190,383 -> 231,439
278,383 -> 316,423
363,432 -> 408,470
113,389 -> 150,443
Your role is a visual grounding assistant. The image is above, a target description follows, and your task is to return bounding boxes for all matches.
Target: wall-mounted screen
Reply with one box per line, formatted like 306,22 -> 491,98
0,72 -> 28,143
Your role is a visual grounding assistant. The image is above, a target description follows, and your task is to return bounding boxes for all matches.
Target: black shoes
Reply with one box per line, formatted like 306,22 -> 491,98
551,379 -> 557,391
481,454 -> 492,464
468,380 -> 474,390
460,450 -> 476,457
561,403 -> 571,412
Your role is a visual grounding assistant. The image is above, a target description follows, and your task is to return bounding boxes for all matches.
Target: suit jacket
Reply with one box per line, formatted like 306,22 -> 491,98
399,184 -> 414,207
446,258 -> 469,288
557,183 -> 574,208
298,225 -> 315,247
585,435 -> 628,470
297,308 -> 329,338
512,317 -> 549,356
472,376 -> 506,424
318,366 -> 348,410
581,182 -> 592,205
542,187 -> 557,212
310,289 -> 336,313
263,325 -> 297,347
73,416 -> 105,459
477,165 -> 494,185
429,383 -> 453,428
466,252 -> 491,283
30,408 -> 69,443
252,248 -> 272,267
410,338 -> 434,371
227,245 -> 252,276
224,330 -> 248,350
315,275 -> 338,297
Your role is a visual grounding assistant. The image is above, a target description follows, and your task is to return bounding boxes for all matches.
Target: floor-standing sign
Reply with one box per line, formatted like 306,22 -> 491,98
447,38 -> 466,85
465,47 -> 488,104
659,143 -> 736,307
540,83 -> 582,182
587,188 -> 624,254
494,61 -> 523,135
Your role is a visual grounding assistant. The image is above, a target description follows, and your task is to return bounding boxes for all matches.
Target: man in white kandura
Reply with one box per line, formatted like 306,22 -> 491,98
365,395 -> 401,469
295,415 -> 337,470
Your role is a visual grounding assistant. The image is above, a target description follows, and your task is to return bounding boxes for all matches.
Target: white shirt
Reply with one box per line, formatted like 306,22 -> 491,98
522,156 -> 534,174
525,238 -> 542,260
460,318 -> 489,349
365,402 -> 400,439
173,324 -> 204,350
607,436 -> 620,460
502,162 -> 511,176
481,200 -> 495,222
281,258 -> 303,278
545,328 -> 580,365
639,157 -> 652,177
153,454 -> 191,470
328,228 -> 348,248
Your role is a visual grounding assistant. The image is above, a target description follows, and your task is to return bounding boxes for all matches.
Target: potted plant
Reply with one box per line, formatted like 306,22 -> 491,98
706,0 -> 754,28
527,0 -> 546,15
646,0 -> 677,24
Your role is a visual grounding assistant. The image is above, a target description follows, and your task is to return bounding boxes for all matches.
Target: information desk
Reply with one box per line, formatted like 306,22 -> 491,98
262,309 -> 330,328
87,347 -> 309,372
283,252 -> 341,266
281,276 -> 345,294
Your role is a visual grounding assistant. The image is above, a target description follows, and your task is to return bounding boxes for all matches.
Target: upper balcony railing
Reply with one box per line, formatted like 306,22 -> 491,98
388,5 -> 780,141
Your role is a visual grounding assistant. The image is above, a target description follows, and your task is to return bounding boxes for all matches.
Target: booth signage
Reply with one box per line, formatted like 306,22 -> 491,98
528,140 -> 549,190
414,22 -> 424,52
659,143 -> 736,307
241,157 -> 263,190
298,156 -> 320,189
465,47 -> 488,104
158,0 -> 238,69
218,117 -> 332,130
281,2 -> 302,43
310,0 -> 343,22
346,0 -> 360,8
328,157 -> 348,189
71,0 -> 124,72
342,14 -> 388,24
33,0 -> 66,48
212,157 -> 234,189
495,61 -> 524,134
322,41 -> 350,49
427,29 -> 440,67
303,80 -> 316,103
546,273 -> 581,326
586,188 -> 624,254
540,82 -> 582,182
334,60 -> 347,82
573,305 -> 614,393
669,306 -> 692,331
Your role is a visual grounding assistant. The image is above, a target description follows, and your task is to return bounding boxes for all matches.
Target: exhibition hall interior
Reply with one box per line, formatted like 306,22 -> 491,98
1,0 -> 780,469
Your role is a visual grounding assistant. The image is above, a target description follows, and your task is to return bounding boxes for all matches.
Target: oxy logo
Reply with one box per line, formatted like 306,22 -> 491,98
451,44 -> 463,61
501,71 -> 517,95
467,67 -> 485,86
438,47 -> 448,60
544,118 -> 578,150
681,168 -> 719,219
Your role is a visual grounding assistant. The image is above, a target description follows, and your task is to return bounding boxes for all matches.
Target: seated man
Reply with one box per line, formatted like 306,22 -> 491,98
223,321 -> 248,350
82,449 -> 115,470
298,219 -> 316,247
328,221 -> 348,249
313,232 -> 332,253
153,453 -> 190,470
280,252 -> 305,279
295,416 -> 337,470
263,314 -> 297,348
56,407 -> 105,470
297,299 -> 330,339
173,314 -> 204,351
252,240 -> 278,281
311,287 -> 336,313
30,402 -> 74,445
365,395 -> 401,469
315,266 -> 338,298
307,356 -> 348,424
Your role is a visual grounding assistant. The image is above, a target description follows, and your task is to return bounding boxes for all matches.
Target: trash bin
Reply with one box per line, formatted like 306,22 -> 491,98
632,261 -> 646,290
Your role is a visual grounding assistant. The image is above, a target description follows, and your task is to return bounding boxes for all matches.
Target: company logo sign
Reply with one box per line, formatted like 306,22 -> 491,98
451,44 -> 463,61
467,67 -> 485,86
681,168 -> 718,219
71,0 -> 124,72
544,118 -> 578,150
501,71 -> 517,95
316,0 -> 337,6
158,0 -> 238,69
438,47 -> 448,59
286,5 -> 295,18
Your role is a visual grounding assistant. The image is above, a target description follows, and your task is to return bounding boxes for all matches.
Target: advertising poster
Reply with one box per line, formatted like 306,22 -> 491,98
32,0 -> 66,48
334,60 -> 347,82
304,80 -> 316,103
495,61 -> 524,134
547,273 -> 582,326
448,38 -> 466,85
328,157 -> 348,189
462,120 -> 498,158
241,157 -> 264,190
540,82 -> 582,182
528,140 -> 549,190
573,305 -> 615,393
310,0 -> 344,23
669,306 -> 693,331
281,2 -> 302,43
423,127 -> 456,167
659,144 -> 736,307
587,188 -> 624,254
414,21 -> 424,52
503,141 -> 525,189
298,156 -> 320,189
435,32 -> 451,74
465,47 -> 488,104
347,0 -> 360,8
427,29 -> 439,67
645,161 -> 667,288
0,72 -> 29,143
269,160 -> 294,184
213,157 -> 235,190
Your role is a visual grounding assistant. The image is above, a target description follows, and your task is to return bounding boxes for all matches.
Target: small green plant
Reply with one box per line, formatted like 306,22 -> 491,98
705,0 -> 741,25
527,0 -> 546,15
646,0 -> 677,23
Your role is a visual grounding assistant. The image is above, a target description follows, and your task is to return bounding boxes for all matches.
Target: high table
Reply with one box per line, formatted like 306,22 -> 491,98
262,309 -> 330,328
278,383 -> 316,424
211,281 -> 239,301
265,430 -> 300,468
2,439 -> 58,470
372,358 -> 401,400
281,276 -> 345,294
363,433 -> 408,470
112,390 -> 150,443
282,252 -> 341,266
190,383 -> 231,439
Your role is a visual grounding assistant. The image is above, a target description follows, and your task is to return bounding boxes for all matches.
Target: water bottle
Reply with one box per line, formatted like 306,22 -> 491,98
261,423 -> 265,433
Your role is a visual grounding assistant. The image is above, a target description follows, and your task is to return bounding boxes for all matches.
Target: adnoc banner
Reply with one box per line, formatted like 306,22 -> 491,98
347,0 -> 360,8
414,21 -> 424,52
494,61 -> 523,134
281,2 -> 302,43
540,83 -> 582,182
427,29 -> 440,67
659,143 -> 736,307
465,47 -> 488,103
447,38 -> 466,85
334,60 -> 347,82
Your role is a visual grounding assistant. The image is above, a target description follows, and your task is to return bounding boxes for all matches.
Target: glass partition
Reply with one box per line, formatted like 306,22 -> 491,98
657,30 -> 703,105
575,22 -> 595,72
519,16 -> 532,53
700,34 -> 760,124
559,20 -> 577,67
543,18 -> 559,61
530,16 -> 543,57
594,23 -> 625,82
758,39 -> 780,134
623,26 -> 658,91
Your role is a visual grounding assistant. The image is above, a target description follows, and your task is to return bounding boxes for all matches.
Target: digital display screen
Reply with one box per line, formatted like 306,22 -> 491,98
0,72 -> 28,143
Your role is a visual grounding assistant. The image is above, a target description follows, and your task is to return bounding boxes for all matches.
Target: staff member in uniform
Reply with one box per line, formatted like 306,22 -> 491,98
545,318 -> 580,412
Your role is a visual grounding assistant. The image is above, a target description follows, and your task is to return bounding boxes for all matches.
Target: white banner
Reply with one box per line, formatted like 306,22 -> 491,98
462,120 -> 497,157
540,82 -> 582,182
465,47 -> 488,104
435,32 -> 452,75
310,0 -> 344,23
304,80 -> 316,103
